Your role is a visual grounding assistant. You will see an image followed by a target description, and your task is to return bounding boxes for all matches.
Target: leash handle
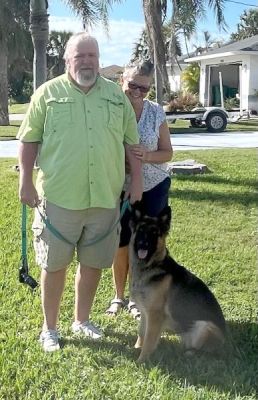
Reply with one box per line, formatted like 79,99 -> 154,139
19,204 -> 38,289
21,204 -> 27,263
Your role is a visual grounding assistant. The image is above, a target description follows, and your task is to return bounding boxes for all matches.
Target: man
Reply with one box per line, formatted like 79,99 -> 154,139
17,33 -> 142,352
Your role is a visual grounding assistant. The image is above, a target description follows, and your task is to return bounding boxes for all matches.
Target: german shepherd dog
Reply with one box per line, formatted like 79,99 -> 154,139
129,206 -> 226,363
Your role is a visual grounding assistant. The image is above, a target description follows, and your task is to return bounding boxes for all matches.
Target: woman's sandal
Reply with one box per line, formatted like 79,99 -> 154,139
106,298 -> 125,316
128,301 -> 141,320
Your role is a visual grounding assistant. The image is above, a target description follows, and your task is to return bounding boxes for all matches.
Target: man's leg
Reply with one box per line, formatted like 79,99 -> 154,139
41,267 -> 67,331
74,264 -> 102,324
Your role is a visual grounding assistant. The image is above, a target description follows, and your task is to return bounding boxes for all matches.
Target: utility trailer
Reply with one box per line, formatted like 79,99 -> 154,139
165,107 -> 229,132
165,106 -> 257,133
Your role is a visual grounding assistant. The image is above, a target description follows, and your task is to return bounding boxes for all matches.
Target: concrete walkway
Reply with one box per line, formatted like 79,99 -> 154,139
1,131 -> 257,158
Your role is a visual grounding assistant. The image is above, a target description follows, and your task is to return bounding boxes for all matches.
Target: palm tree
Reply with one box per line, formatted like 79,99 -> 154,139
231,9 -> 258,41
143,0 -> 169,104
0,0 -> 30,125
142,0 -> 227,104
30,0 -> 123,91
30,0 -> 49,91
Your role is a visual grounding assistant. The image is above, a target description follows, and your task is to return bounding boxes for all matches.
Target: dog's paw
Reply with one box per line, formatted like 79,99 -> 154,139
136,356 -> 147,364
134,336 -> 143,348
184,349 -> 196,357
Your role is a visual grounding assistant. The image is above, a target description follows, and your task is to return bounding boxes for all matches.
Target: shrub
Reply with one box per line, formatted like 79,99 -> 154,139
167,91 -> 201,111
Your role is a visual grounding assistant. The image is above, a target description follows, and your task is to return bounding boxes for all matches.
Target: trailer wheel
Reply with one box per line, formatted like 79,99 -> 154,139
190,118 -> 204,128
205,112 -> 227,132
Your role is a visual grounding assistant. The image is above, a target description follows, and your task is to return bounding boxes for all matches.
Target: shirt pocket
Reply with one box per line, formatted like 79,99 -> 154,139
107,100 -> 124,134
44,97 -> 75,135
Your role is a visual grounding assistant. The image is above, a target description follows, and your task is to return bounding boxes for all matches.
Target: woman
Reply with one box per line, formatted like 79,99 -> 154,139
106,60 -> 173,318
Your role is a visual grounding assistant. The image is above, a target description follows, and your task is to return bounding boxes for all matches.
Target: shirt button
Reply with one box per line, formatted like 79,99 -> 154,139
89,127 -> 92,130
90,181 -> 94,184
90,145 -> 93,149
90,163 -> 93,166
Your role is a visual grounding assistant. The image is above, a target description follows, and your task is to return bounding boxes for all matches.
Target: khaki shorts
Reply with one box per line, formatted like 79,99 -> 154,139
32,200 -> 121,272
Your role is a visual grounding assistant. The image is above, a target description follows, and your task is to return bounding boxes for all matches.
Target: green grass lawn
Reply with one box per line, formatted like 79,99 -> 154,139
170,119 -> 258,133
0,121 -> 23,140
8,103 -> 29,114
0,149 -> 257,399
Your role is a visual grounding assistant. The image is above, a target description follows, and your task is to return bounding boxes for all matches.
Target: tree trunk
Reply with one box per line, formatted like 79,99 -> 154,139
142,0 -> 170,104
0,36 -> 9,126
30,0 -> 49,91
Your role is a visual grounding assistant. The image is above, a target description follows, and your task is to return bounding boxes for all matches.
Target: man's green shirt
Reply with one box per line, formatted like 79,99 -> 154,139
17,74 -> 139,209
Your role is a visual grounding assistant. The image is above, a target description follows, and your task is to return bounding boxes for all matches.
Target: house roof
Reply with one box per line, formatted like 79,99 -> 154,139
100,64 -> 123,79
184,35 -> 258,62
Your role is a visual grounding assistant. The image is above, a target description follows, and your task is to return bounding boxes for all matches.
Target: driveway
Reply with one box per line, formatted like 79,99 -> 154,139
1,131 -> 257,158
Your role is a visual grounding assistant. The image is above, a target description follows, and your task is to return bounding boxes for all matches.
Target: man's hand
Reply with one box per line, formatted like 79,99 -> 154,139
19,181 -> 40,208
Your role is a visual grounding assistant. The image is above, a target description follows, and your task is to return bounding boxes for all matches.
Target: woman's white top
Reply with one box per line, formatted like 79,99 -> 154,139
137,99 -> 169,192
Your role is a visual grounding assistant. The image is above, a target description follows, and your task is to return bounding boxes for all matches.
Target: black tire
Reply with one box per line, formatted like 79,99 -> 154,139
190,118 -> 205,128
205,112 -> 227,133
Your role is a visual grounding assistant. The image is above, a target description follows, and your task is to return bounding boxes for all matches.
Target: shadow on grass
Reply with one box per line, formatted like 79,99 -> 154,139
62,321 -> 257,397
169,187 -> 257,207
152,320 -> 258,397
61,329 -> 137,362
0,136 -> 16,141
173,174 -> 258,190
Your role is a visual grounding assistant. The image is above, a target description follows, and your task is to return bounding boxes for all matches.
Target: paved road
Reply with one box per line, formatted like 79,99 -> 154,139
1,131 -> 257,158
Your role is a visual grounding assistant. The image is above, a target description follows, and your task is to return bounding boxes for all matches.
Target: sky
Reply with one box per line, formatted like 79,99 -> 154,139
48,0 -> 257,67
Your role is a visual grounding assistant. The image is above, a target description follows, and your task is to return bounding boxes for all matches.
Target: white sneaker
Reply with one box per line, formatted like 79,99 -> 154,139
71,321 -> 102,339
39,329 -> 60,352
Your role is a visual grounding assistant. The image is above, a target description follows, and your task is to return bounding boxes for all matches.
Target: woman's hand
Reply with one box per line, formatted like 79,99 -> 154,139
130,144 -> 149,162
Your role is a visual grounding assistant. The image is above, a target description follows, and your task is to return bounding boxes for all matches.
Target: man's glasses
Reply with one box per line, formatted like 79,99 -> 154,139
128,82 -> 150,93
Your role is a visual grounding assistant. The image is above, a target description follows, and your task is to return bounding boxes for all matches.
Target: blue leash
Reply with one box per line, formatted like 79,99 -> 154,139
36,199 -> 131,247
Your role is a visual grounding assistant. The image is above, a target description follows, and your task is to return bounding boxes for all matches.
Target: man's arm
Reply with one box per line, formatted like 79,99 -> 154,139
124,143 -> 143,204
18,142 -> 40,208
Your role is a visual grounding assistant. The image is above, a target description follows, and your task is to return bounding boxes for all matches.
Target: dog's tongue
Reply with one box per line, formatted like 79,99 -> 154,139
138,249 -> 148,259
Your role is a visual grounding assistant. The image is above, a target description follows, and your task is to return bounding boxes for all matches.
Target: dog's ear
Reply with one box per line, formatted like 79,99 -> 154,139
129,202 -> 143,231
158,206 -> 171,233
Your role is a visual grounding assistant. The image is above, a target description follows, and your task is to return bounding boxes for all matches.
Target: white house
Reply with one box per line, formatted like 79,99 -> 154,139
184,35 -> 258,112
167,56 -> 188,92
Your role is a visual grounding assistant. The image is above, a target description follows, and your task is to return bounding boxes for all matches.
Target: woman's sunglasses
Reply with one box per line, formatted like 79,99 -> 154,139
128,82 -> 150,93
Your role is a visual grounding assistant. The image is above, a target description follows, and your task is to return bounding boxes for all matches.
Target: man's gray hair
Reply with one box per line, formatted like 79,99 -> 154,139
63,32 -> 99,61
123,60 -> 154,80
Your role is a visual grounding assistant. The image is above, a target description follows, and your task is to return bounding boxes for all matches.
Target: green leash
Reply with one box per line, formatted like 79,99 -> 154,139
36,199 -> 131,247
19,204 -> 38,289
19,200 -> 131,288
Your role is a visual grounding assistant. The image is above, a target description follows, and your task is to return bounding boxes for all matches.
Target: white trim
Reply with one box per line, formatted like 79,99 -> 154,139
185,51 -> 258,63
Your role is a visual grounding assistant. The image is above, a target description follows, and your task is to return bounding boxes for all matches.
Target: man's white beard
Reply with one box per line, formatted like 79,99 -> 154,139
75,69 -> 97,87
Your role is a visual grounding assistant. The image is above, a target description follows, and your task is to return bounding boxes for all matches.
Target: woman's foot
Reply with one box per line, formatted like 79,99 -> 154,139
128,301 -> 141,320
106,298 -> 125,316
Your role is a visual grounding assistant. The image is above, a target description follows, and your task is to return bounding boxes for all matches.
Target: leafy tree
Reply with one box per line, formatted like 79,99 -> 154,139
47,31 -> 73,79
181,62 -> 200,94
0,0 -> 30,125
231,9 -> 258,40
